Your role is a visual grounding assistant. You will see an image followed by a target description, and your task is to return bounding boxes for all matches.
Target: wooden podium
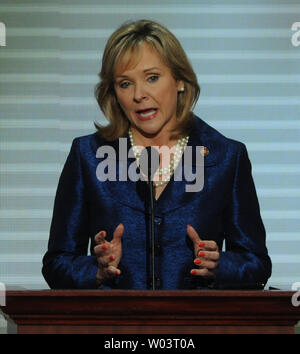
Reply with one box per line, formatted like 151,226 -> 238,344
1,290 -> 299,334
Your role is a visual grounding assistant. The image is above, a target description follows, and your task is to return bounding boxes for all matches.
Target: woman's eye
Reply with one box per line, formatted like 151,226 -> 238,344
119,81 -> 131,89
148,75 -> 159,83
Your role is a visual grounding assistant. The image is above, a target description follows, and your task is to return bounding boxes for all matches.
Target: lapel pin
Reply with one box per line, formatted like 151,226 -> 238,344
200,146 -> 209,157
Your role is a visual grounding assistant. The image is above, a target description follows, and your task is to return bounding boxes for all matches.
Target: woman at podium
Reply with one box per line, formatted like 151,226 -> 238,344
42,20 -> 272,290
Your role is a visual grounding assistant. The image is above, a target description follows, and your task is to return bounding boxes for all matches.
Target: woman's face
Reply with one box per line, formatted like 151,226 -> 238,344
114,43 -> 183,140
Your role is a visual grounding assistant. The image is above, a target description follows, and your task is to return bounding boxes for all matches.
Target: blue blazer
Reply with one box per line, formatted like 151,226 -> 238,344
42,115 -> 272,289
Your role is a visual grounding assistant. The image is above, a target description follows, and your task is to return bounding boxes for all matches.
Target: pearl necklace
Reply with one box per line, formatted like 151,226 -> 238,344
128,129 -> 189,187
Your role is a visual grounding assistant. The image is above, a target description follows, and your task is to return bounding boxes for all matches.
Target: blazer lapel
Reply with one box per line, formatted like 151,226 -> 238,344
91,116 -> 227,215
155,116 -> 228,214
92,133 -> 148,213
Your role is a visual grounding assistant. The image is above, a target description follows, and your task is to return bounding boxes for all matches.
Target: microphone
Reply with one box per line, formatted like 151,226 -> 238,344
139,146 -> 160,181
139,147 -> 160,290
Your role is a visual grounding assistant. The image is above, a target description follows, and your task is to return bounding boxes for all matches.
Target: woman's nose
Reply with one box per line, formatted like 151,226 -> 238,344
133,83 -> 148,102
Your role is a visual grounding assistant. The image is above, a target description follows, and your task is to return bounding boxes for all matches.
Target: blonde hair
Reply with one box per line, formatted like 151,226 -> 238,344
94,19 -> 200,141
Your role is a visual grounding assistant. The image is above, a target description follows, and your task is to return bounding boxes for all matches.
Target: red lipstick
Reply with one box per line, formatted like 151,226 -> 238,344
135,108 -> 158,121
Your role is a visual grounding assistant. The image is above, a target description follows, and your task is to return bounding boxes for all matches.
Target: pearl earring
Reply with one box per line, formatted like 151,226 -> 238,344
179,87 -> 185,92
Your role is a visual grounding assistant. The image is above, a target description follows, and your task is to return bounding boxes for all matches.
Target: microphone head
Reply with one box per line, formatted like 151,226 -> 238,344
139,146 -> 160,181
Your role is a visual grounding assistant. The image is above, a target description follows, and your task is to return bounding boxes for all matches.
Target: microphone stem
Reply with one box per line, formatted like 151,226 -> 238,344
149,181 -> 155,290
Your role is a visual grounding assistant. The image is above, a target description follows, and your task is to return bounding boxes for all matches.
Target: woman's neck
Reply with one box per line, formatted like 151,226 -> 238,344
129,127 -> 177,149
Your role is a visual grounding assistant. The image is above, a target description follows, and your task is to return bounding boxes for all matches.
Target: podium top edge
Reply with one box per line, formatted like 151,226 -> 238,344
3,289 -> 296,298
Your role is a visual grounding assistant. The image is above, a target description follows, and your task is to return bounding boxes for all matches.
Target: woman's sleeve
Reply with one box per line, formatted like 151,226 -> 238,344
42,138 -> 99,289
214,143 -> 272,289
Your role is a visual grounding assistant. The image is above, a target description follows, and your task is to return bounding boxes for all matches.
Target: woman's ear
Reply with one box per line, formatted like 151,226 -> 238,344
177,80 -> 185,93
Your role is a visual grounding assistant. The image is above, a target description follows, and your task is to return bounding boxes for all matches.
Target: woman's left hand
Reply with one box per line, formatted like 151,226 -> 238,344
187,224 -> 220,279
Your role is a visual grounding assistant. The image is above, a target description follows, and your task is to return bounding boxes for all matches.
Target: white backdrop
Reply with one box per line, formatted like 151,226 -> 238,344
0,0 -> 299,300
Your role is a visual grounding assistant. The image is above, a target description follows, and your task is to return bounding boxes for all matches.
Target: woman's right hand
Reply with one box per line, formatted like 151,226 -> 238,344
94,223 -> 124,286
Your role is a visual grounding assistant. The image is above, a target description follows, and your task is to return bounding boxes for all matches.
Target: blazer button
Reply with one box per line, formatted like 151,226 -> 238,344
154,216 -> 162,225
155,277 -> 161,288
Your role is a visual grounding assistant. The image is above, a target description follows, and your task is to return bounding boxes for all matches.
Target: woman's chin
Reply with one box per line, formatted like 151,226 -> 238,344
135,126 -> 163,139
131,121 -> 161,137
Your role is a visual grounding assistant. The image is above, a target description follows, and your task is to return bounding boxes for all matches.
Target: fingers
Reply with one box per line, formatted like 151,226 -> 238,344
193,248 -> 219,273
94,223 -> 124,257
95,244 -> 121,280
193,251 -> 219,270
96,265 -> 121,286
198,240 -> 218,252
94,240 -> 111,258
191,253 -> 218,278
186,224 -> 201,247
190,268 -> 216,278
113,223 -> 124,244
94,230 -> 106,245
94,246 -> 114,266
107,265 -> 121,276
191,257 -> 218,278
187,224 -> 219,279
187,224 -> 219,263
197,250 -> 219,261
187,224 -> 203,258
94,224 -> 124,282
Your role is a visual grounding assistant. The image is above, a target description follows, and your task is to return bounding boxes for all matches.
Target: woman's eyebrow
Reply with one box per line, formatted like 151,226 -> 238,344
115,67 -> 162,79
114,74 -> 130,79
143,67 -> 162,73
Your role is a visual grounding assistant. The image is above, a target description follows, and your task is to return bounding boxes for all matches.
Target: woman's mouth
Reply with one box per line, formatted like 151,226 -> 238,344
135,108 -> 158,121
